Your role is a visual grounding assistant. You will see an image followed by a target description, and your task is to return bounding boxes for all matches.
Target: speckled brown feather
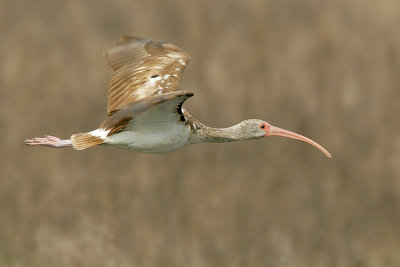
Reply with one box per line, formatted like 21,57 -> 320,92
103,36 -> 190,115
182,109 -> 201,131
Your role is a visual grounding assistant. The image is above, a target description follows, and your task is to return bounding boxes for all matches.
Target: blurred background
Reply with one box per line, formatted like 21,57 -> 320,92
1,0 -> 399,266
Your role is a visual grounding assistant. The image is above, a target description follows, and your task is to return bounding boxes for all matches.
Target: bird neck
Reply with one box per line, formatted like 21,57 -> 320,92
189,122 -> 248,144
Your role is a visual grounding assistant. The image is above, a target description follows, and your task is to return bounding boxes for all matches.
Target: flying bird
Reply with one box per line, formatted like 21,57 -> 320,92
25,36 -> 331,158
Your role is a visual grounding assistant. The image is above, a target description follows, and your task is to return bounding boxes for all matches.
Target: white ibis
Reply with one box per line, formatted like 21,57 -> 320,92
25,36 -> 331,158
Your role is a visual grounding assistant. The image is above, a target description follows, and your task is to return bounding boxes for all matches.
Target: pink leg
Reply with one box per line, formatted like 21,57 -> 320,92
24,135 -> 72,149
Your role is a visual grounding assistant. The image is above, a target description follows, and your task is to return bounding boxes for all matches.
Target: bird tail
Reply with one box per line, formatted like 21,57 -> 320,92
71,132 -> 105,150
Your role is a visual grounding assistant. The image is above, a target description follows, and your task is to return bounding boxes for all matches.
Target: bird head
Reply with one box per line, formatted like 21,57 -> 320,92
238,119 -> 331,158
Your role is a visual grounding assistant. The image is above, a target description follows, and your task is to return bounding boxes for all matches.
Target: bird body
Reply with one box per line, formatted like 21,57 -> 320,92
102,116 -> 191,153
25,36 -> 331,158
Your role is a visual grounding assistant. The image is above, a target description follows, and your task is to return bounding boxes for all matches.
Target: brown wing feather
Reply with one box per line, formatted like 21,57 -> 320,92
71,133 -> 105,150
103,36 -> 190,115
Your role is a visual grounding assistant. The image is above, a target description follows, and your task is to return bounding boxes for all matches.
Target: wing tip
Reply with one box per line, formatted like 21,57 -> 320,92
163,91 -> 194,100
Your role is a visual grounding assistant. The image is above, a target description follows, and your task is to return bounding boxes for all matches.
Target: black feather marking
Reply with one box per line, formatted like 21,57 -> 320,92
177,103 -> 185,122
151,74 -> 159,78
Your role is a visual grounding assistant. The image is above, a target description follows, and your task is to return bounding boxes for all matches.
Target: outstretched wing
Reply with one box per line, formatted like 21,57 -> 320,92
100,91 -> 194,136
104,36 -> 190,115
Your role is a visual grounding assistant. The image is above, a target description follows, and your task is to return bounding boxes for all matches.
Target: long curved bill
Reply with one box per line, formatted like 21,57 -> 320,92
269,126 -> 331,158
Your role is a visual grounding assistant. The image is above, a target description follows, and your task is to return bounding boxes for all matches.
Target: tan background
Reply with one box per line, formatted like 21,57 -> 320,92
1,0 -> 400,266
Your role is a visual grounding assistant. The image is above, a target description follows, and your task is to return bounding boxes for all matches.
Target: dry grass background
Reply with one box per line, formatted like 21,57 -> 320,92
1,0 -> 400,266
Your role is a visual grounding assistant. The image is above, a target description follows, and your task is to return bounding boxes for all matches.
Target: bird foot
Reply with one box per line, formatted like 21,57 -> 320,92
24,135 -> 72,148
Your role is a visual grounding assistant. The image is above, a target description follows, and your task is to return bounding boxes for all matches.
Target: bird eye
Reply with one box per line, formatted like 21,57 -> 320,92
260,124 -> 265,129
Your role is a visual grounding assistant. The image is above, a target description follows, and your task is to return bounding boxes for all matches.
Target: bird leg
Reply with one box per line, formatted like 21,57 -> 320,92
24,135 -> 72,149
